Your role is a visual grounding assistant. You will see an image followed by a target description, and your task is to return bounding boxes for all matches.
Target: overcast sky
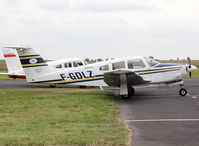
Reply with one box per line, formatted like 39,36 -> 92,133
0,0 -> 199,60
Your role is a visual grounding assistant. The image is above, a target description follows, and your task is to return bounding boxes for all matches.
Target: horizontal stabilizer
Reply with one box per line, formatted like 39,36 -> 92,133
5,46 -> 32,50
0,73 -> 25,76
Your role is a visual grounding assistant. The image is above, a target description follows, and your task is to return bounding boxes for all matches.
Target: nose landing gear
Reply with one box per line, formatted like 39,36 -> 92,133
179,81 -> 187,96
179,88 -> 187,96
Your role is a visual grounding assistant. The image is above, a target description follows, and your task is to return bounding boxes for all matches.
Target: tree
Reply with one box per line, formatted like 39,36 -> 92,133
97,58 -> 103,62
84,58 -> 90,62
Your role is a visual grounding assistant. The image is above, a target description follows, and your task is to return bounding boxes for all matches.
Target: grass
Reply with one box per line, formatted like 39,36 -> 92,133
0,60 -> 5,63
187,68 -> 199,78
0,63 -> 6,68
0,65 -> 11,80
0,68 -> 13,80
0,63 -> 23,80
0,88 -> 130,145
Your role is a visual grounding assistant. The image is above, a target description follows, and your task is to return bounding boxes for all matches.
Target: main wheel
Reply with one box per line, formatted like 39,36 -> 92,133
79,85 -> 86,88
179,88 -> 187,96
128,86 -> 135,96
121,87 -> 135,99
49,84 -> 56,88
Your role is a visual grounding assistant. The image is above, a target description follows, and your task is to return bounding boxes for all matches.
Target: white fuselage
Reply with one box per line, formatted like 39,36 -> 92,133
32,56 -> 188,87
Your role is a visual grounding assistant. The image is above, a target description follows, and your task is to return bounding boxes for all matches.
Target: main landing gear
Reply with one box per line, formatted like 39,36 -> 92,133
179,82 -> 187,96
49,84 -> 56,88
121,87 -> 135,99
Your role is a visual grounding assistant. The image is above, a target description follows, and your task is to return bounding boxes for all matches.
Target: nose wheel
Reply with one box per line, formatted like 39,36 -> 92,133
179,88 -> 187,96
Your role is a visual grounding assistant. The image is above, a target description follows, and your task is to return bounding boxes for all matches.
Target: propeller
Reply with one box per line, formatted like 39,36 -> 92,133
187,57 -> 192,78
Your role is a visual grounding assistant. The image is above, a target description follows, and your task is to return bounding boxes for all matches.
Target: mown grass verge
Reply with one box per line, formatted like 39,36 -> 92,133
0,88 -> 130,145
0,64 -> 23,80
0,65 -> 11,80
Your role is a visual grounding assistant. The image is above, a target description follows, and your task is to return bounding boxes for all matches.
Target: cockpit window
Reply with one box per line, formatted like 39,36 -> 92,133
145,57 -> 159,67
112,61 -> 125,70
128,59 -> 145,69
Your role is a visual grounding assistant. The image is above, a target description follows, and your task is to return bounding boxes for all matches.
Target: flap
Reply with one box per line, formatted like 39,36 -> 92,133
104,69 -> 150,87
4,46 -> 31,50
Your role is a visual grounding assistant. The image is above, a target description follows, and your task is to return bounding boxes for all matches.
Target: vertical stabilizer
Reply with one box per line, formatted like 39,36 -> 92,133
5,46 -> 51,82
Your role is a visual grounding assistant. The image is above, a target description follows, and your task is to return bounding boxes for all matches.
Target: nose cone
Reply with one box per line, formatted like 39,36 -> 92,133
187,65 -> 197,72
191,65 -> 197,71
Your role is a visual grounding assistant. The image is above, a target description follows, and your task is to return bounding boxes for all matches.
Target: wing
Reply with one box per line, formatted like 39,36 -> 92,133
104,69 -> 150,87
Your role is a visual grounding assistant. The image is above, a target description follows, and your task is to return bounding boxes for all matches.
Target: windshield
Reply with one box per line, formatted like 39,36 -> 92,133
145,57 -> 160,67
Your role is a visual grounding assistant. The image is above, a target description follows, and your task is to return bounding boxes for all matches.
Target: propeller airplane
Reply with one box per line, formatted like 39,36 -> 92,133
2,46 -> 197,98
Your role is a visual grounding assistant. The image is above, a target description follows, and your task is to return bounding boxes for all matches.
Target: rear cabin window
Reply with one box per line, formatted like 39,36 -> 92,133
112,61 -> 125,70
73,61 -> 83,67
73,62 -> 78,67
128,59 -> 145,69
77,61 -> 83,66
99,65 -> 109,71
56,64 -> 62,69
64,62 -> 72,68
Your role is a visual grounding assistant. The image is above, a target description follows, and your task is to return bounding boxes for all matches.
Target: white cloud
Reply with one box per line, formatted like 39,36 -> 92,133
0,0 -> 199,60
34,0 -> 162,12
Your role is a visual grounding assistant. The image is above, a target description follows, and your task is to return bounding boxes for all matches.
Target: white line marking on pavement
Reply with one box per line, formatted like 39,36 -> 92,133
187,94 -> 198,99
125,119 -> 199,123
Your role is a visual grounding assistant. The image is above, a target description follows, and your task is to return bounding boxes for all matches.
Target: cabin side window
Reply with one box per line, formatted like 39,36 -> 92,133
56,64 -> 62,69
99,65 -> 109,71
127,59 -> 145,69
73,61 -> 83,67
112,61 -> 125,70
73,62 -> 78,67
64,62 -> 72,68
77,61 -> 83,66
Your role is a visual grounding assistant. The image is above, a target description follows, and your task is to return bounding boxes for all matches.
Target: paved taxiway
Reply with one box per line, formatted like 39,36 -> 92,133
117,79 -> 199,146
0,79 -> 199,146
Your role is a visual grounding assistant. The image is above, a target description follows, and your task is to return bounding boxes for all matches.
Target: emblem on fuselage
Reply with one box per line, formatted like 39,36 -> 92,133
29,58 -> 38,64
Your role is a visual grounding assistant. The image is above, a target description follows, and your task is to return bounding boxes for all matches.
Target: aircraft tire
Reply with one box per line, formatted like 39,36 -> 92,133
179,88 -> 187,96
79,85 -> 86,88
49,84 -> 56,88
121,87 -> 135,99
121,95 -> 130,99
128,86 -> 135,96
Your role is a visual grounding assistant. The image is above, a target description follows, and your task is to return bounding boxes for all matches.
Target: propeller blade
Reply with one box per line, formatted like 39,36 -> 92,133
189,72 -> 192,78
187,57 -> 191,68
187,57 -> 192,78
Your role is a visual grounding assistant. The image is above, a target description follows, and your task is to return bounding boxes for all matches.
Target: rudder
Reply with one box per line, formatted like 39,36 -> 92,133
3,47 -> 23,74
